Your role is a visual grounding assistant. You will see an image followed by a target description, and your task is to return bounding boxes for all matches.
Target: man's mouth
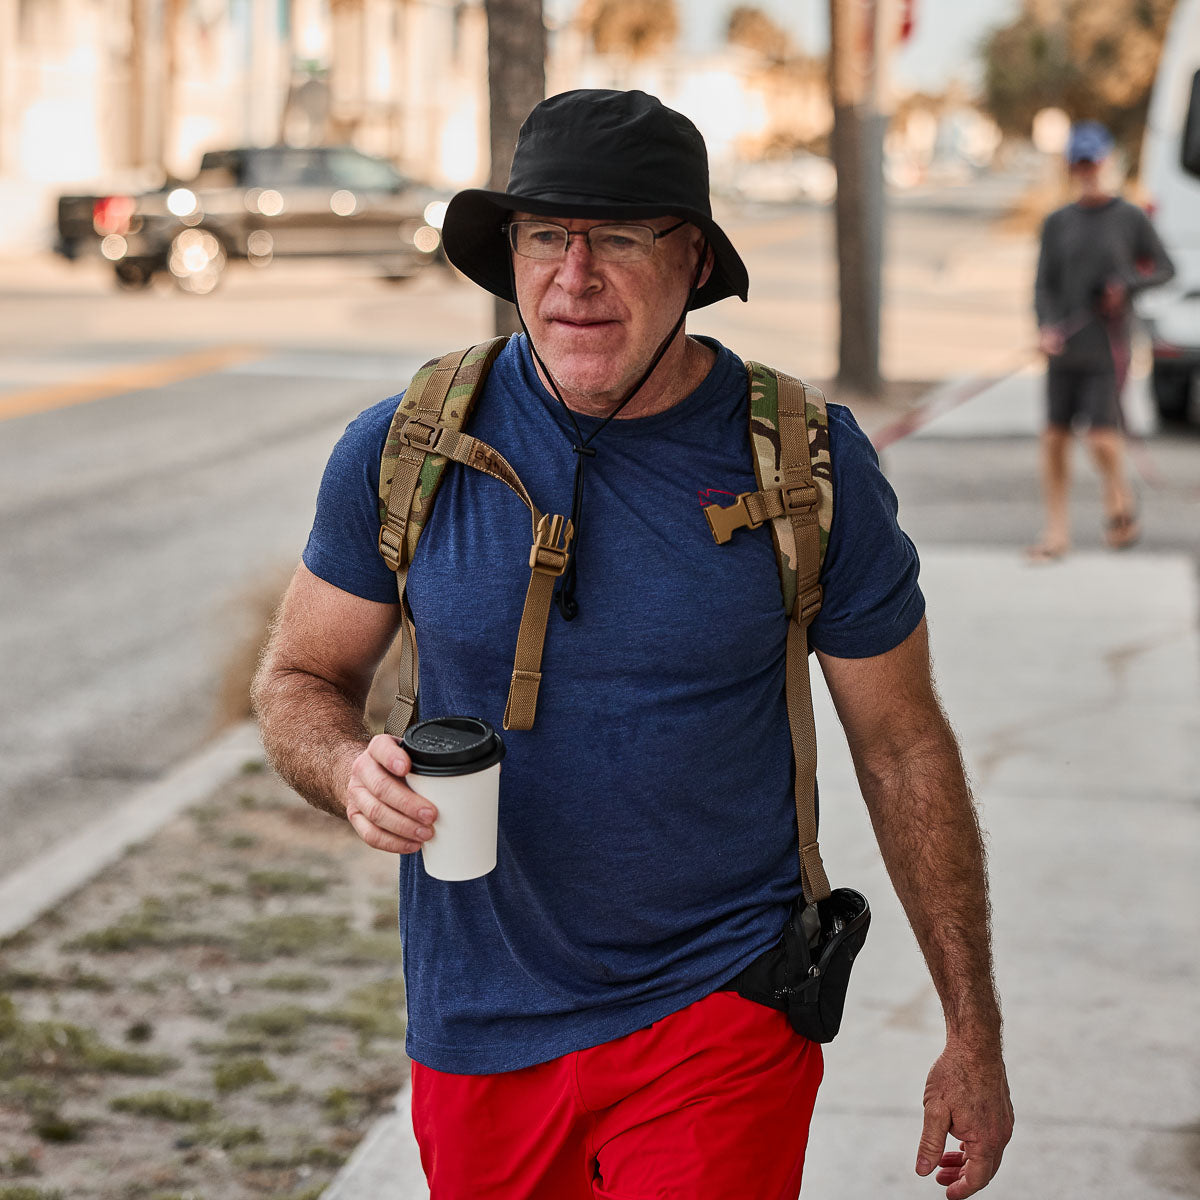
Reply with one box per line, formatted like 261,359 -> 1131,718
547,315 -> 617,329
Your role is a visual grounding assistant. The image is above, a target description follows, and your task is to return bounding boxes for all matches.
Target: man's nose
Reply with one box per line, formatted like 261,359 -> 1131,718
553,234 -> 601,292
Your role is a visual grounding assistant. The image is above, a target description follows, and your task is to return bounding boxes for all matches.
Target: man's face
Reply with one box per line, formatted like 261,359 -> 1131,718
509,213 -> 710,410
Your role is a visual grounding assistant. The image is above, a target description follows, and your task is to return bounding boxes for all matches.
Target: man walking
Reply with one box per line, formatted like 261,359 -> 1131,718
254,90 -> 1012,1198
1029,120 -> 1175,561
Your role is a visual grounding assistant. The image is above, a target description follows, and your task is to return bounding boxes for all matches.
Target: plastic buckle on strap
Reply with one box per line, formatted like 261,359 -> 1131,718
781,475 -> 819,515
529,514 -> 573,576
378,522 -> 404,571
705,492 -> 760,545
400,414 -> 444,453
795,584 -> 823,624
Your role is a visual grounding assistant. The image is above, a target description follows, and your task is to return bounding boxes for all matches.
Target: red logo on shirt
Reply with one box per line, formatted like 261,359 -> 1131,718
697,488 -> 736,508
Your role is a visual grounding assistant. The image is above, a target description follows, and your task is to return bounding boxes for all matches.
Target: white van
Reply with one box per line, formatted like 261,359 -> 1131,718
1137,0 -> 1200,424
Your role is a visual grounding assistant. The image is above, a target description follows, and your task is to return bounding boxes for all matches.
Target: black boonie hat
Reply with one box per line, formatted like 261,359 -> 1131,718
441,89 -> 749,310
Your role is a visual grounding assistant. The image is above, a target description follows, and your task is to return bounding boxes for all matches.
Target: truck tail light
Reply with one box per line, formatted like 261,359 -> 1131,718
93,195 -> 136,236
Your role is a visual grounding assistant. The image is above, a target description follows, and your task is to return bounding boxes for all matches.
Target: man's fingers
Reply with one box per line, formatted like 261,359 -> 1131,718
944,1150 -> 998,1200
347,775 -> 434,842
352,751 -> 437,823
915,1101 -> 950,1176
346,808 -> 426,855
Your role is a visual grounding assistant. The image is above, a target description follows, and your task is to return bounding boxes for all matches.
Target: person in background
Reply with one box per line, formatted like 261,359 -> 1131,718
1029,120 -> 1175,561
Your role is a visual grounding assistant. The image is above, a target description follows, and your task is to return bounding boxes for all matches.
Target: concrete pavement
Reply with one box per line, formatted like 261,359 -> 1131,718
323,546 -> 1200,1200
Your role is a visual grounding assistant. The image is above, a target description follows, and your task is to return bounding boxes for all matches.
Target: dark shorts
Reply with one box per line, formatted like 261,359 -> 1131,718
1046,362 -> 1122,430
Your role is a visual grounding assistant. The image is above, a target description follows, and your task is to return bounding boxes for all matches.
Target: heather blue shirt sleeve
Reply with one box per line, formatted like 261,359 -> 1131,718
808,404 -> 925,658
302,396 -> 399,603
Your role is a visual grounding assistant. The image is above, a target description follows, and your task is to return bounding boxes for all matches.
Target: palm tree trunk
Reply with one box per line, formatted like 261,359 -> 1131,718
483,0 -> 546,336
828,0 -> 884,398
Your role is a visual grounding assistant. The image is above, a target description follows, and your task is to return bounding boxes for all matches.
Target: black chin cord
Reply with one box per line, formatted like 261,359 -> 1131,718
506,242 -> 707,621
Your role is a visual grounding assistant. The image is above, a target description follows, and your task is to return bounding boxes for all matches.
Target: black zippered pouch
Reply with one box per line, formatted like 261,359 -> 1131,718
723,888 -> 871,1044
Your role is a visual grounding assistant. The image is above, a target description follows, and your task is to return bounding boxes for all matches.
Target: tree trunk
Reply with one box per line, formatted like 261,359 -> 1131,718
828,0 -> 884,399
483,0 -> 546,336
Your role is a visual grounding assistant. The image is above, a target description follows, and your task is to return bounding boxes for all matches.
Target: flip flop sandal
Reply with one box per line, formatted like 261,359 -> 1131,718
1106,512 -> 1140,550
1025,542 -> 1067,563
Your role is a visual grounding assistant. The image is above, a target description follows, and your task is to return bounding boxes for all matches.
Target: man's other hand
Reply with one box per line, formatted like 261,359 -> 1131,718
915,1040 -> 1014,1198
345,734 -> 439,854
1038,325 -> 1065,357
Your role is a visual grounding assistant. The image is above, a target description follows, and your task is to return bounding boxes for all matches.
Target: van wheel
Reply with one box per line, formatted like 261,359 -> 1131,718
1151,362 -> 1193,425
167,228 -> 226,295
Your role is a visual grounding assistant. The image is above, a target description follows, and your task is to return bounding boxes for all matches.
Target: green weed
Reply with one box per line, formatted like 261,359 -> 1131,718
233,914 -> 351,961
212,1057 -> 275,1094
246,871 -> 328,897
258,973 -> 331,993
0,995 -> 173,1079
227,1005 -> 313,1039
109,1091 -> 215,1123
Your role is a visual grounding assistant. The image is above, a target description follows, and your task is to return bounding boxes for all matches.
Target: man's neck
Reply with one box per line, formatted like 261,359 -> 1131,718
541,335 -> 717,421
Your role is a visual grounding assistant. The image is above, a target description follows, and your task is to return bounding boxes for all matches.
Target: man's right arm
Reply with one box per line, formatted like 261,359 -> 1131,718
251,563 -> 438,854
1034,215 -> 1064,354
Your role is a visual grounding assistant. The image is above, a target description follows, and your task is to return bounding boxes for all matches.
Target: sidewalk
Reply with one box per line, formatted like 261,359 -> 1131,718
2,546 -> 1196,1199
324,546 -> 1200,1199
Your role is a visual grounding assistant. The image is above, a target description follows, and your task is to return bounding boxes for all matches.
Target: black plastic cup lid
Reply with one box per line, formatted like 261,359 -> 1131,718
400,716 -> 506,776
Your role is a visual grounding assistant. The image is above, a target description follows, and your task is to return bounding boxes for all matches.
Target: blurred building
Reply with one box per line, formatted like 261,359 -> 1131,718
0,0 -> 999,253
0,0 -> 486,250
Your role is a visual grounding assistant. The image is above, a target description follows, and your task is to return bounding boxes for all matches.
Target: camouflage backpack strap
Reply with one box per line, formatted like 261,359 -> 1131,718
376,337 -> 574,737
703,362 -> 833,905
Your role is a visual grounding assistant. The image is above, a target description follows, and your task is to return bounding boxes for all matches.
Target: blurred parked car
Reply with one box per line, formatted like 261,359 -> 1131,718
55,145 -> 448,294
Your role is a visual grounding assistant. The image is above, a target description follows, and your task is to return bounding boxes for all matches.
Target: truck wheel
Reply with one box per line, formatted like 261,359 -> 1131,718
113,261 -> 154,291
167,228 -> 226,295
1151,362 -> 1193,425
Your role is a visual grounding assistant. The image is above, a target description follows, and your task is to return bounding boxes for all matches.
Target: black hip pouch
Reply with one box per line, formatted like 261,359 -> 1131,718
724,888 -> 871,1044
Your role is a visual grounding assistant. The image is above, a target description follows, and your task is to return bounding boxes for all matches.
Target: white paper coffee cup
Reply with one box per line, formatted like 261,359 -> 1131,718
401,716 -> 505,881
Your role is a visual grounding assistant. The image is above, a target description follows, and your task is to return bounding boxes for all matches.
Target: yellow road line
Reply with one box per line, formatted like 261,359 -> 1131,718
0,344 -> 265,422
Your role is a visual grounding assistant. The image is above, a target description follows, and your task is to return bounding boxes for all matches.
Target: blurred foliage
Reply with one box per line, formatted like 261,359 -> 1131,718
575,0 -> 678,57
979,0 -> 1178,168
725,4 -> 795,62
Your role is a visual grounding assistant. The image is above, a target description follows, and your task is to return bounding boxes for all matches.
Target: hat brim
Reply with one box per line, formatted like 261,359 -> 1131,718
441,189 -> 748,310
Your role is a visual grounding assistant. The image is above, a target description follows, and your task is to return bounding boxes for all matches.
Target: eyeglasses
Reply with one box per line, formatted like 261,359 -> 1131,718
507,219 -> 688,263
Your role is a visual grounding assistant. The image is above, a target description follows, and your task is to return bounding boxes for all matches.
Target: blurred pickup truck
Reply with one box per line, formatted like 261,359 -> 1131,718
55,144 -> 449,294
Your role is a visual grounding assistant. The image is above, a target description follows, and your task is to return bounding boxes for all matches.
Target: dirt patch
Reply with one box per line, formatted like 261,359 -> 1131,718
0,765 -> 408,1200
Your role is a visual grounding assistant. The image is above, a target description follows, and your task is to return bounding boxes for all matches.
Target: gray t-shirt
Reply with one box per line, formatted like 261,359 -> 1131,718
1034,197 -> 1174,370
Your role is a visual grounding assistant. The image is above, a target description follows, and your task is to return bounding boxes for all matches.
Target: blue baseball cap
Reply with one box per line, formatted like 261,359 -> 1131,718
1066,121 -> 1113,165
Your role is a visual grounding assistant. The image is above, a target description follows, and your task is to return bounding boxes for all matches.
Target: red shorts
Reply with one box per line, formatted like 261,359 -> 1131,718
410,990 -> 823,1200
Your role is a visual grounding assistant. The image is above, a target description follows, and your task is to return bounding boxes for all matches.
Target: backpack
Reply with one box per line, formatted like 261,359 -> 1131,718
377,335 -> 835,902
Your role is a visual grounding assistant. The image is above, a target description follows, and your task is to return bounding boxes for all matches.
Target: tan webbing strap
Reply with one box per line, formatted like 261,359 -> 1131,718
504,514 -> 574,730
383,563 -> 420,737
776,373 -> 831,903
380,345 -> 577,735
403,423 -> 541,527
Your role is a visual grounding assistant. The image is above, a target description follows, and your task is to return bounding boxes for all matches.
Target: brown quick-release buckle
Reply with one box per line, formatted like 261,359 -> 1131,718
400,414 -> 444,453
781,475 -> 819,515
528,513 -> 574,575
704,492 -> 760,545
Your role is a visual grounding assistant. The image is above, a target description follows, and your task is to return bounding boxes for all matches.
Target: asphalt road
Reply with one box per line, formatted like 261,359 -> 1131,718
0,177 -> 1196,880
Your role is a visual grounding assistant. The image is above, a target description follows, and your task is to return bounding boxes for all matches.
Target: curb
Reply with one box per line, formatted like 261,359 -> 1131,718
0,719 -> 263,942
323,1083 -> 428,1199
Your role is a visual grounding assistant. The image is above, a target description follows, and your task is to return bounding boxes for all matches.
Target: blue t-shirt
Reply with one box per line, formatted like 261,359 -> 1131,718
303,335 -> 923,1073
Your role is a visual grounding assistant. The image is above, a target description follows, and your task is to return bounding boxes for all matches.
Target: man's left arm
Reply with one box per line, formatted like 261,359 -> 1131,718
817,617 -> 1014,1200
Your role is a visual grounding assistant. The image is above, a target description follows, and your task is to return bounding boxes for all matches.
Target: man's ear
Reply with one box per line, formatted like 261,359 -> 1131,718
690,231 -> 714,290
